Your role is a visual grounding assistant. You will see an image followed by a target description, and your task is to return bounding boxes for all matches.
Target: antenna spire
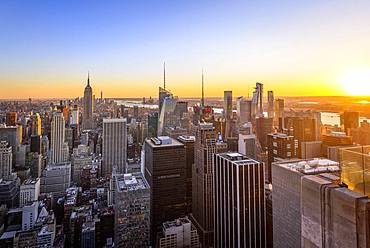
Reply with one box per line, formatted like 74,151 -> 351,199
87,71 -> 90,87
201,69 -> 205,107
163,62 -> 166,89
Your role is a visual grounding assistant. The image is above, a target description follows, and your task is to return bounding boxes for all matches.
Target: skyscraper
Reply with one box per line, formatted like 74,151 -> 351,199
30,113 -> 41,136
190,123 -> 227,248
236,96 -> 252,124
144,136 -> 186,245
115,173 -> 150,248
213,152 -> 266,248
0,141 -> 12,179
50,112 -> 68,164
83,73 -> 94,130
223,91 -> 233,120
267,90 -> 274,118
341,111 -> 360,135
238,122 -> 257,159
272,158 -> 340,248
102,119 -> 127,176
6,112 -> 17,126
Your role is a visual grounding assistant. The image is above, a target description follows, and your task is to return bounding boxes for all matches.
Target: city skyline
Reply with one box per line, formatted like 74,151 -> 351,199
1,0 -> 370,98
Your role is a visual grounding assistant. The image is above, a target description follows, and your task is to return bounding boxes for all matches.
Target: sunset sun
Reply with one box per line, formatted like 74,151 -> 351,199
340,68 -> 370,96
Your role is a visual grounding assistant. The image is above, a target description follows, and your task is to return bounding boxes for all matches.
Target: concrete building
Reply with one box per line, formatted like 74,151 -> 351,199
102,118 -> 127,176
19,178 -> 40,207
72,145 -> 92,184
115,173 -> 150,248
157,217 -> 200,248
40,162 -> 71,198
81,221 -> 95,248
274,99 -> 284,129
6,112 -> 17,126
256,117 -> 273,151
83,74 -> 94,130
236,97 -> 252,124
0,141 -> 12,179
300,141 -> 322,159
144,136 -> 187,245
0,177 -> 20,208
190,123 -> 228,248
267,133 -> 298,182
213,153 -> 266,248
50,112 -> 68,164
301,174 -> 370,247
272,158 -> 340,248
238,122 -> 257,159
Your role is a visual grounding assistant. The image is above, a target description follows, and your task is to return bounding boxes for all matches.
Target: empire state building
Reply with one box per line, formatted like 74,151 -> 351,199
83,73 -> 94,130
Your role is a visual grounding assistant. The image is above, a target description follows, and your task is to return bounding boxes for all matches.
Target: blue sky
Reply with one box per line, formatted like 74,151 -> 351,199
1,0 -> 370,98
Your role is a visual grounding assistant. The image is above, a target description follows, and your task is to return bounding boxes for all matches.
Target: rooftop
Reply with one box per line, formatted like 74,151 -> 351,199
103,118 -> 126,123
117,173 -> 149,192
276,158 -> 340,174
218,152 -> 260,165
147,136 -> 183,147
177,135 -> 195,142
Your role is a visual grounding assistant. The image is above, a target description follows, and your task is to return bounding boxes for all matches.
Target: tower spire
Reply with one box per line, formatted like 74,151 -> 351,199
87,71 -> 90,87
201,69 -> 205,107
163,62 -> 166,90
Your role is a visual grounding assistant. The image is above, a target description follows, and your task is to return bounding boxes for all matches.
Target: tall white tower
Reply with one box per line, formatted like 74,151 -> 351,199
50,112 -> 68,164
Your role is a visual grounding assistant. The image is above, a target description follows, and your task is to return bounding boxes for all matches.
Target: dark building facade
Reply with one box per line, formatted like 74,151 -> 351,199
144,136 -> 186,246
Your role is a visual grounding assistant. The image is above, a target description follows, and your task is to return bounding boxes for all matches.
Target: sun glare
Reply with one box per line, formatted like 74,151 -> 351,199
340,68 -> 370,96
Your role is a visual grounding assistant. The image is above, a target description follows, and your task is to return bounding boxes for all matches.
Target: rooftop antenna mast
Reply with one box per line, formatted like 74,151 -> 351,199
201,69 -> 205,107
163,62 -> 166,90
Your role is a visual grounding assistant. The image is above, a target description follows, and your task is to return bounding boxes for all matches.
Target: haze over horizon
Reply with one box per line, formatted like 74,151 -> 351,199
1,0 -> 370,98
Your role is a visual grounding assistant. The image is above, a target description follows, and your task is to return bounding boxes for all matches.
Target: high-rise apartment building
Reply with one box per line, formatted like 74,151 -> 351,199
213,152 -> 266,248
157,217 -> 201,248
267,90 -> 274,118
190,123 -> 228,248
83,74 -> 94,130
144,136 -> 187,245
50,112 -> 68,164
272,158 -> 340,248
274,99 -> 284,129
0,141 -> 12,179
102,118 -> 127,176
0,176 -> 19,209
115,173 -> 150,248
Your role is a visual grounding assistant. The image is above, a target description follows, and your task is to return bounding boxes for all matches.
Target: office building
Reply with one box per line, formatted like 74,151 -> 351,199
236,97 -> 252,124
102,118 -> 127,176
0,177 -> 19,208
300,141 -> 322,159
70,105 -> 79,126
322,131 -> 353,156
190,123 -> 227,248
272,158 -> 339,248
267,90 -> 274,118
72,145 -> 92,184
238,122 -> 257,159
144,136 -> 186,245
213,153 -> 266,248
19,178 -> 40,207
50,112 -> 68,164
40,162 -> 71,198
115,173 -> 150,248
30,113 -> 41,136
267,133 -> 298,182
148,112 -> 159,138
157,217 -> 200,248
256,117 -> 273,150
274,99 -> 285,129
83,73 -> 94,130
177,135 -> 195,214
0,141 -> 12,179
81,221 -> 95,248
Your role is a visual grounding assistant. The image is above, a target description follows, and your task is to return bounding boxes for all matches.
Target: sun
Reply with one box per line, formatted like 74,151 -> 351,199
339,67 -> 370,96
